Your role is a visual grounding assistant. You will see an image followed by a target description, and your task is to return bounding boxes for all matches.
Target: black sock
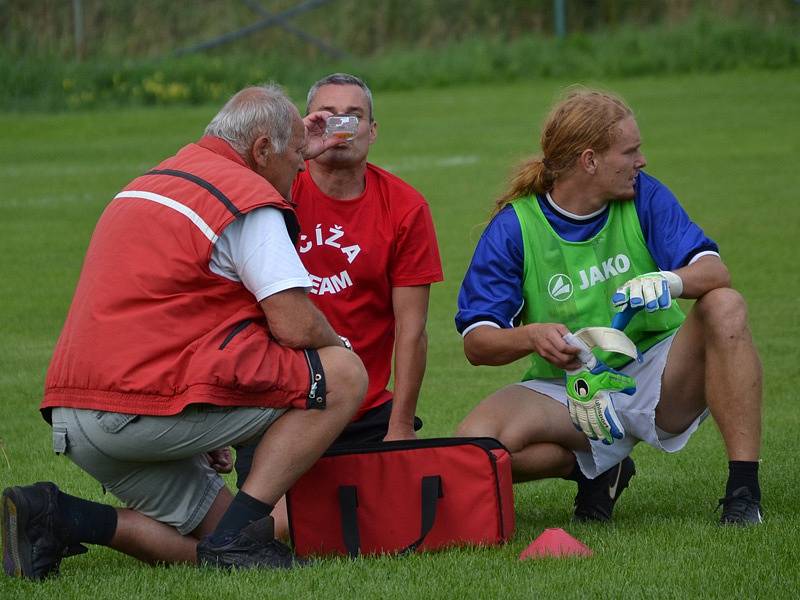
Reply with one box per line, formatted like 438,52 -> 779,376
210,491 -> 273,543
57,491 -> 118,546
563,461 -> 584,482
726,461 -> 760,500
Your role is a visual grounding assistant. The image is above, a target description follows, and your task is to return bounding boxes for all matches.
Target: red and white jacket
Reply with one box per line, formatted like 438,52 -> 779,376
42,136 -> 311,419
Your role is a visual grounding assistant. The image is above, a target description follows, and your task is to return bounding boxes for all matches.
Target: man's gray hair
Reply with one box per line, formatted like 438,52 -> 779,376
306,73 -> 374,121
205,84 -> 297,156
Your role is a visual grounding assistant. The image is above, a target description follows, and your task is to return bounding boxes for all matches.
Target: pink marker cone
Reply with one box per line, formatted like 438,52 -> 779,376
519,528 -> 593,559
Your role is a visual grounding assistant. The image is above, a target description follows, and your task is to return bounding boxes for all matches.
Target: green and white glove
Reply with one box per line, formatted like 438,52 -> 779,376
563,328 -> 640,445
612,271 -> 683,313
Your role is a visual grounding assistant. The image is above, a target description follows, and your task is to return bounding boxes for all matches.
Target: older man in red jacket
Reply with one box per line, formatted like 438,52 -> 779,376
2,84 -> 367,579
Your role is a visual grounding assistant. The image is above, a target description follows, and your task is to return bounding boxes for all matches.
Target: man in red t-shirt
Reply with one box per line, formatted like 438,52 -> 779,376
295,73 -> 444,439
234,74 -> 443,535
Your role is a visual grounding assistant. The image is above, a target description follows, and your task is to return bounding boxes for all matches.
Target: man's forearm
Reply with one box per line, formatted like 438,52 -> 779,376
674,255 -> 731,299
287,309 -> 343,349
387,330 -> 427,438
464,324 -> 535,366
260,289 -> 344,350
392,332 -> 427,416
388,285 -> 432,438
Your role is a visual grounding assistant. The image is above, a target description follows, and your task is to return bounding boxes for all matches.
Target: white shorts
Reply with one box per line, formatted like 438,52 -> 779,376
518,334 -> 709,479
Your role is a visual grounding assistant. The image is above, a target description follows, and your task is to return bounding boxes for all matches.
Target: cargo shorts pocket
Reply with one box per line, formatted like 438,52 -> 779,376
52,427 -> 68,455
94,411 -> 139,434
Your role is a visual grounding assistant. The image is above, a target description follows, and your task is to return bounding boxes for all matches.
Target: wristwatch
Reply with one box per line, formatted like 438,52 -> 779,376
338,335 -> 353,351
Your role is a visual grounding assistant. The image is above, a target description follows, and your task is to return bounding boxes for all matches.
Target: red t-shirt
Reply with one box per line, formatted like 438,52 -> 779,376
292,163 -> 443,419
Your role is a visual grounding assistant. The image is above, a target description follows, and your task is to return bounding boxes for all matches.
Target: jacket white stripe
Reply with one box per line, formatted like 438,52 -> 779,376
114,190 -> 219,243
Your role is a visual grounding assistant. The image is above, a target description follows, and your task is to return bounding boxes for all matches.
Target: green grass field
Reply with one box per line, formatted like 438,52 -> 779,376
1,68 -> 799,598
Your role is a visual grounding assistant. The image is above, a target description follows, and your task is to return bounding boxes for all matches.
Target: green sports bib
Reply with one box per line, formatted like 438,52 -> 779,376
512,195 -> 684,380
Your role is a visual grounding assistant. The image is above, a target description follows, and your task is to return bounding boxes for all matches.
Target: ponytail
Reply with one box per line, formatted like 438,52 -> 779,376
492,156 -> 555,217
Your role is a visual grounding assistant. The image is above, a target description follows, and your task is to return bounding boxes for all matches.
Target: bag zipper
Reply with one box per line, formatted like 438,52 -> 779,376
321,436 -> 509,457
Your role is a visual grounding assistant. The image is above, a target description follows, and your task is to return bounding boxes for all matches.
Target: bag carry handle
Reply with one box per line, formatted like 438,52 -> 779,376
338,475 -> 443,558
338,485 -> 360,558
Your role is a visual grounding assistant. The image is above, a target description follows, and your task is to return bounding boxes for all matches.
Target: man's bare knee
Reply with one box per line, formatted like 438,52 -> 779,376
456,413 -> 497,438
694,288 -> 750,341
318,346 -> 367,414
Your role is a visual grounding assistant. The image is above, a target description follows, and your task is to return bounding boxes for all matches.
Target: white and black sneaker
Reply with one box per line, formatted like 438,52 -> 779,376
718,487 -> 763,526
573,457 -> 635,522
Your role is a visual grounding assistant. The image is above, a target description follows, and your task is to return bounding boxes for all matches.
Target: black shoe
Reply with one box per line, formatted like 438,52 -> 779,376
573,457 -> 635,522
718,486 -> 763,525
197,516 -> 303,570
2,482 -> 83,580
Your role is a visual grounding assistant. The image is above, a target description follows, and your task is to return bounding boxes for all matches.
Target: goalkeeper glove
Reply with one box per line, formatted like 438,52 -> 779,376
612,271 -> 683,313
563,329 -> 639,445
565,361 -> 637,445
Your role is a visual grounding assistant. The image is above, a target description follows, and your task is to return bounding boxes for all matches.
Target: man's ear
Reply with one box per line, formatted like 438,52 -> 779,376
579,149 -> 597,174
368,119 -> 378,145
251,135 -> 272,167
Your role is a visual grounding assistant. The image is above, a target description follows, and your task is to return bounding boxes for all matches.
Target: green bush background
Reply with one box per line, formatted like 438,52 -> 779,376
4,0 -> 798,59
2,1 -> 799,111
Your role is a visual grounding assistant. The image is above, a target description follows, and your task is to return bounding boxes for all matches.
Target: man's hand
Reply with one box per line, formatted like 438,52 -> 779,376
302,110 -> 341,160
207,447 -> 233,474
612,271 -> 683,313
565,363 -> 636,445
527,323 -> 582,370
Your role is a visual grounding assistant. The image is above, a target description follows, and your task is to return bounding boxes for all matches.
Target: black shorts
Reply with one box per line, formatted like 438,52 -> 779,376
233,400 -> 423,489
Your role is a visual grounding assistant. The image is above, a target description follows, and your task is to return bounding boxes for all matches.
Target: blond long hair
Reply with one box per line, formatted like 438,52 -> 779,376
492,88 -> 633,216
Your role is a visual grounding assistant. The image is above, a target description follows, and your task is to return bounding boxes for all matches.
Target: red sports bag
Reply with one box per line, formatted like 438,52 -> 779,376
286,437 -> 514,557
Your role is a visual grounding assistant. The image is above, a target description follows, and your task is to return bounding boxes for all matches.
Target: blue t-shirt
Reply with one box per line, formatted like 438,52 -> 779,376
455,171 -> 719,334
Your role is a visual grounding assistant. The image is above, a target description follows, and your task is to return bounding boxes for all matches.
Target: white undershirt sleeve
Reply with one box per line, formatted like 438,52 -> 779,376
210,206 -> 311,301
688,250 -> 721,265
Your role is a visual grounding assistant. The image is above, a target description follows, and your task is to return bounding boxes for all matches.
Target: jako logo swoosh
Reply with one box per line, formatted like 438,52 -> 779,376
548,273 -> 574,301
